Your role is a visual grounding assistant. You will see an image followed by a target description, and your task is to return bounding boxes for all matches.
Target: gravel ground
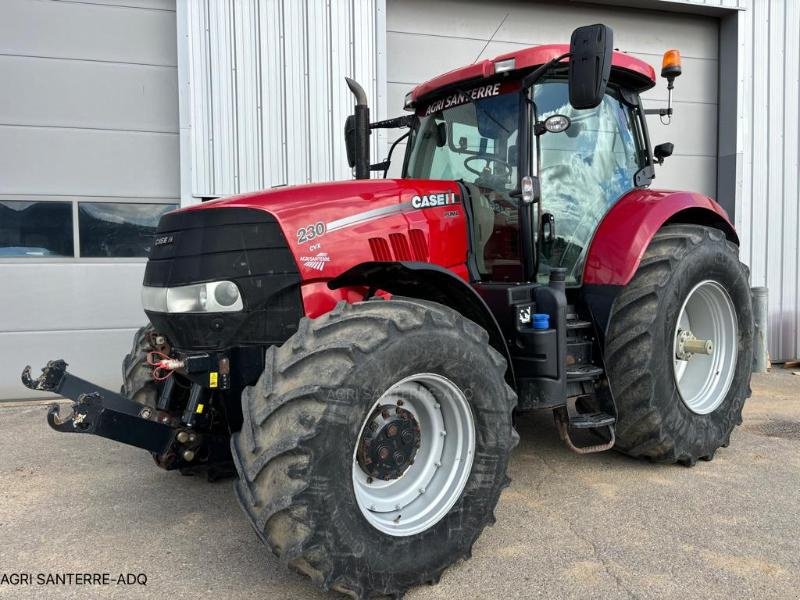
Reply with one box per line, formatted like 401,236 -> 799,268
1,370 -> 798,599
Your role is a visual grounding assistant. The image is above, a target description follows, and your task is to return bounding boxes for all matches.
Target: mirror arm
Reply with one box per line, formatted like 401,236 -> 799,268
644,108 -> 673,116
374,130 -> 411,178
369,115 -> 415,130
522,52 -> 571,88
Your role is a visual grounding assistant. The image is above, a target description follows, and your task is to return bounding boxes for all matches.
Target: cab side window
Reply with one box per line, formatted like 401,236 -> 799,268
535,82 -> 644,284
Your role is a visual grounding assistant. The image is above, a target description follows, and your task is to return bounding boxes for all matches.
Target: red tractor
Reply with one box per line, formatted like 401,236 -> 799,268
25,25 -> 752,598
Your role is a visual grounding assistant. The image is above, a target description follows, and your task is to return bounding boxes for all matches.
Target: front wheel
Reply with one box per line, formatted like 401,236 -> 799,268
231,298 -> 518,597
605,225 -> 753,465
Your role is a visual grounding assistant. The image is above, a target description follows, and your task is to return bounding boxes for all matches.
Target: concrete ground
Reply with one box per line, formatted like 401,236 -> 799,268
1,371 -> 798,599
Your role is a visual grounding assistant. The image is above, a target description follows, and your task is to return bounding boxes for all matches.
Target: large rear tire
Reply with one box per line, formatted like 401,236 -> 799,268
605,225 -> 753,465
231,298 -> 518,597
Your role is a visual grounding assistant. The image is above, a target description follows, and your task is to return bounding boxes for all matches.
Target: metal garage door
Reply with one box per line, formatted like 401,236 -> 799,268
386,0 -> 719,199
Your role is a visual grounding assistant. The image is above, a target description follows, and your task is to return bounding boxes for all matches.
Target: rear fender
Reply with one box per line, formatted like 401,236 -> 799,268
581,189 -> 738,335
583,189 -> 737,286
323,261 -> 515,386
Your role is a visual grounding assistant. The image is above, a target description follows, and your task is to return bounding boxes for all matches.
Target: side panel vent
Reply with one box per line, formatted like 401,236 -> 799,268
408,229 -> 428,261
368,237 -> 392,261
388,233 -> 412,260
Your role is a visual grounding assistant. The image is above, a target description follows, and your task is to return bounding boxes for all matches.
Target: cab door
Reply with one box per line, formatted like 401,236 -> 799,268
533,81 -> 646,285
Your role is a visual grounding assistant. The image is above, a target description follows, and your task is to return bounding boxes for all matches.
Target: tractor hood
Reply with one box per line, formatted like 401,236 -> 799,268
178,178 -> 469,281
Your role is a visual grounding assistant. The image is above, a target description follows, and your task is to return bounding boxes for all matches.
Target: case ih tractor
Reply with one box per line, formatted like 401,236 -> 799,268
24,25 -> 752,598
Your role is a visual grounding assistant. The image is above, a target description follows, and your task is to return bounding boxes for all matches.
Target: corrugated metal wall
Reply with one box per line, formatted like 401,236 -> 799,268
181,0 -> 386,198
735,0 -> 800,361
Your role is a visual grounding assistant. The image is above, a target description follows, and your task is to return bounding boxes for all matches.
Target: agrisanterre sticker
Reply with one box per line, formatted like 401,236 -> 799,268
1,572 -> 148,586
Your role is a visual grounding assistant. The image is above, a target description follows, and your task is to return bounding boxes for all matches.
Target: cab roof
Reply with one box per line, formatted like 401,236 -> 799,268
410,44 -> 656,106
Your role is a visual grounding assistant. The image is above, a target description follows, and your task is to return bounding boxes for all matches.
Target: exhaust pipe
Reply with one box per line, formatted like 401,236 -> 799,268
345,77 -> 370,180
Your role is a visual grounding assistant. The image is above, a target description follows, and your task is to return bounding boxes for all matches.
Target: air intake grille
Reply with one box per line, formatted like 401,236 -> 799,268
368,237 -> 392,261
389,233 -> 412,260
369,230 -> 428,262
409,229 -> 428,261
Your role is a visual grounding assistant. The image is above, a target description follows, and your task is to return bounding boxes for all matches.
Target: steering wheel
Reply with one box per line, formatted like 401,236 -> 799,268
463,155 -> 511,177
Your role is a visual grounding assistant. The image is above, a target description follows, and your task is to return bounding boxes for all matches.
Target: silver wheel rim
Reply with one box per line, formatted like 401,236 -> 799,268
673,280 -> 738,414
352,373 -> 475,537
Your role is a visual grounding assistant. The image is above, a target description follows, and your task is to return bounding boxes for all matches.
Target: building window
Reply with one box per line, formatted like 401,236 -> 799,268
78,202 -> 176,258
0,201 -> 74,257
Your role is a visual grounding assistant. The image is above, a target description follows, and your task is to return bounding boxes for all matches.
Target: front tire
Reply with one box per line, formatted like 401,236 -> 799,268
605,225 -> 753,465
231,298 -> 518,597
121,325 -> 160,407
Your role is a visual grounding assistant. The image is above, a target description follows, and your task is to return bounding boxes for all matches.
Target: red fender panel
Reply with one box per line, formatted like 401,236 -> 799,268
583,189 -> 737,286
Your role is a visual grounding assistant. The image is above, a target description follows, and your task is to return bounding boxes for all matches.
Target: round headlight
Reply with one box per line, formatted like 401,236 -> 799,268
214,281 -> 240,307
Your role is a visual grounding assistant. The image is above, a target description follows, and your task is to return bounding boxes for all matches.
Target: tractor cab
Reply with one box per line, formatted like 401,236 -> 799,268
402,35 -> 659,287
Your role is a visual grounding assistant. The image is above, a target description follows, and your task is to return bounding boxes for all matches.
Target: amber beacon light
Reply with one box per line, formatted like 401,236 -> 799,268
661,49 -> 682,81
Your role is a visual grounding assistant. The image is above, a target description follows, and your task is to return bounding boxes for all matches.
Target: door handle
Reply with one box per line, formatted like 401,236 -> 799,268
542,212 -> 555,244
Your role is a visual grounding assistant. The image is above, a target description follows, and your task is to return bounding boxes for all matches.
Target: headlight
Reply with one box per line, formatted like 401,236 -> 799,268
142,281 -> 243,313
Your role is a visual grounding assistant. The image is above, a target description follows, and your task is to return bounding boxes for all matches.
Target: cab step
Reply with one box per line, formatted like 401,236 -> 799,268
568,411 -> 615,429
554,396 -> 616,454
566,364 -> 604,382
566,319 -> 593,330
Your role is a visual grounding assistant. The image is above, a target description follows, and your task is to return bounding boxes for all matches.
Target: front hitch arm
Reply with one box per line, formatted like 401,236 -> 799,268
23,360 -> 180,458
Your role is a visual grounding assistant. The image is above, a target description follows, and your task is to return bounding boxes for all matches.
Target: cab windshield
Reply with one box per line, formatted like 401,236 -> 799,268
405,88 -> 520,193
404,87 -> 523,280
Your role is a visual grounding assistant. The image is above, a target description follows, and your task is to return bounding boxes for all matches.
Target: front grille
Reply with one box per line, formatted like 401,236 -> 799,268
143,207 -> 302,350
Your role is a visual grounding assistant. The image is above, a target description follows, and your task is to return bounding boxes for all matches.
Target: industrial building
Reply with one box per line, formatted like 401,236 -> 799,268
1,0 -> 798,399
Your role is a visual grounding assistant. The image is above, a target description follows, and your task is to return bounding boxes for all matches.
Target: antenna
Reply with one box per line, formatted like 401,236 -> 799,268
473,13 -> 510,64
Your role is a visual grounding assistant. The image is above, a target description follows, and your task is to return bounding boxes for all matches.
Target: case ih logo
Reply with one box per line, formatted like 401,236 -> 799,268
153,235 -> 174,247
300,252 -> 331,271
411,192 -> 459,209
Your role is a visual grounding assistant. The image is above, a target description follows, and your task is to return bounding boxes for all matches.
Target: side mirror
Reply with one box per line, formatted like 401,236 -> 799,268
568,24 -> 613,110
344,115 -> 356,168
654,142 -> 674,164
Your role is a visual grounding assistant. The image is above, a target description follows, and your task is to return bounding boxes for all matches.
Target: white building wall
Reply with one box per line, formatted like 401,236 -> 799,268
179,0 -> 387,200
0,0 -> 179,400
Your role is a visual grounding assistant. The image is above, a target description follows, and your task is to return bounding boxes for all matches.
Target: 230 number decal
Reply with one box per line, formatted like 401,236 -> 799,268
296,222 -> 326,244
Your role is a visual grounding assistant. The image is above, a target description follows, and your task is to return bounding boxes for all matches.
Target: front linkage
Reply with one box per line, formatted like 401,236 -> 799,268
22,359 -> 233,480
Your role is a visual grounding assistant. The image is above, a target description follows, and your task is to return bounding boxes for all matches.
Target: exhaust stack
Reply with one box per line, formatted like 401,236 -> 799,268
345,77 -> 371,180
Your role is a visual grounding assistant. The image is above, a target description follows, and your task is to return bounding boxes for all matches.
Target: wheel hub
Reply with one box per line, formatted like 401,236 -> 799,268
357,405 -> 421,480
351,374 -> 475,537
675,329 -> 714,360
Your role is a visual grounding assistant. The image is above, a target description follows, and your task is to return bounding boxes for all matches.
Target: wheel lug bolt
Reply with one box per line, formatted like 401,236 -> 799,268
397,399 -> 404,406
387,425 -> 398,437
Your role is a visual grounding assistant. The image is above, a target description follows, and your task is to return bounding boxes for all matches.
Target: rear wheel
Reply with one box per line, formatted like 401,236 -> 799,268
605,225 -> 753,464
231,298 -> 518,597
